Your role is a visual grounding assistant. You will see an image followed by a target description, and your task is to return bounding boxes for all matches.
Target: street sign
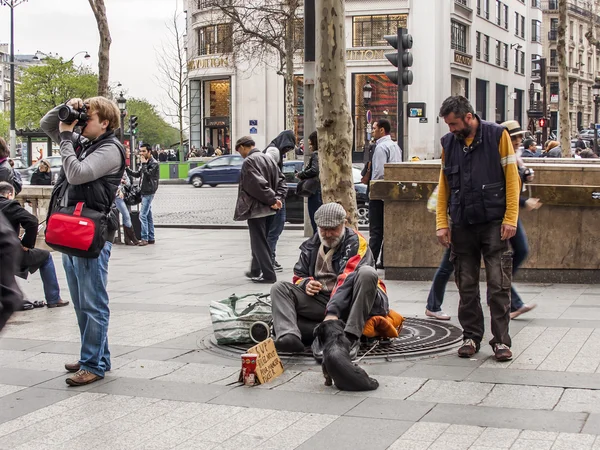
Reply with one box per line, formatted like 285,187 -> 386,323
407,102 -> 426,118
595,124 -> 600,130
366,110 -> 372,123
249,120 -> 258,126
250,127 -> 258,134
419,118 -> 428,123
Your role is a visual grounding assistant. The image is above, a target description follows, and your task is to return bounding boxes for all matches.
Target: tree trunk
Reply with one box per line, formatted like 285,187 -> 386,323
315,0 -> 357,228
558,0 -> 570,157
88,0 -> 111,97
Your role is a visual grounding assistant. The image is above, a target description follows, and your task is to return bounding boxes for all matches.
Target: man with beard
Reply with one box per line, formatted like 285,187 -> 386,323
436,96 -> 520,362
270,203 -> 389,360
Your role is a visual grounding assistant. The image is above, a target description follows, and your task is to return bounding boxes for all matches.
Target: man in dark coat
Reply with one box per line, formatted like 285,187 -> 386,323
0,137 -> 22,195
234,136 -> 287,283
0,182 -> 67,308
0,209 -> 22,331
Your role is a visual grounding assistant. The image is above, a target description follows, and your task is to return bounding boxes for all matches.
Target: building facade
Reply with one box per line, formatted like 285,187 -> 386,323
541,0 -> 600,134
186,0 -> 543,160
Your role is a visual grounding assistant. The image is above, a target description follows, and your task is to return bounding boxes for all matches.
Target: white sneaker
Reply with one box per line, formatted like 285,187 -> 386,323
425,309 -> 451,320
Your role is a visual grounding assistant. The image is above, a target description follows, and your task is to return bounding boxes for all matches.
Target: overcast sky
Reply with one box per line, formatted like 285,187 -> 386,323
0,0 -> 185,121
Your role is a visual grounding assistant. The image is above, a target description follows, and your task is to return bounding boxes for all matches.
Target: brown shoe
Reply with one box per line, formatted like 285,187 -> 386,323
458,339 -> 479,358
138,240 -> 149,247
66,369 -> 103,386
493,344 -> 513,361
65,361 -> 80,373
47,300 -> 69,308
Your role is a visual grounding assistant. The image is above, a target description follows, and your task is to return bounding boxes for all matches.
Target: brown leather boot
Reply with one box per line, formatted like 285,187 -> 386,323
66,369 -> 103,386
65,361 -> 80,373
124,226 -> 139,246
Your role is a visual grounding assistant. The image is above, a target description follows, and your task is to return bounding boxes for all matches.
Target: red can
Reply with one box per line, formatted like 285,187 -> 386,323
241,353 -> 258,386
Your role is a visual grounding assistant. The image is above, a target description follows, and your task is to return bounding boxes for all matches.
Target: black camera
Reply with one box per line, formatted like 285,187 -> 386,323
58,104 -> 88,127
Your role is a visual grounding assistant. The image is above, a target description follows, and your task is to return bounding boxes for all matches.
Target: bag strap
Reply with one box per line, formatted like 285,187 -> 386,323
73,202 -> 84,216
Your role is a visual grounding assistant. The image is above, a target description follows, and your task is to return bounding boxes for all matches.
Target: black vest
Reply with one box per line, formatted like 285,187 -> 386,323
50,132 -> 126,218
441,117 -> 506,226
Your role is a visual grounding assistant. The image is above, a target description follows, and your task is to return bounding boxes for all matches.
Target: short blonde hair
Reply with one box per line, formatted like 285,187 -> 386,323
84,96 -> 121,131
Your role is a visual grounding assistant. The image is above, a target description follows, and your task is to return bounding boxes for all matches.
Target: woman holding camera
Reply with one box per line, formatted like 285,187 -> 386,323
30,160 -> 52,185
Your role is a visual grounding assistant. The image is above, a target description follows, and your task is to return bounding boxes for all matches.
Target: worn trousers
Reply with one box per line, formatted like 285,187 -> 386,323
271,265 -> 379,341
451,222 -> 512,348
368,199 -> 384,263
248,215 -> 276,281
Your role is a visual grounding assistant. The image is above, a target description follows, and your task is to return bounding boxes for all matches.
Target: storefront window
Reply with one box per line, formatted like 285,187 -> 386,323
293,75 -> 304,140
203,79 -> 231,150
353,73 -> 398,154
451,76 -> 469,98
352,15 -> 408,47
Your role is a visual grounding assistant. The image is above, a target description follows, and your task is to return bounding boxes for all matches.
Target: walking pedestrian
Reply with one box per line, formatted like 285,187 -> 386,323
115,157 -> 139,246
436,96 -> 520,362
234,136 -> 287,284
368,119 -> 402,268
126,144 -> 159,246
265,130 -> 296,271
297,131 -> 322,234
41,96 -> 126,385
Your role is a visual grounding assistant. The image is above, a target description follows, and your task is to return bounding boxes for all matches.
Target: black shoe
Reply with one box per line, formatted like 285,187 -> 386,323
245,271 -> 260,279
251,276 -> 276,284
273,260 -> 283,272
274,334 -> 304,353
148,240 -> 155,244
311,336 -> 324,362
376,262 -> 384,270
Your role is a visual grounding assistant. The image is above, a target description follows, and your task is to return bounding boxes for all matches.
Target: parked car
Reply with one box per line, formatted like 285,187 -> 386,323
187,155 -> 244,187
282,160 -> 369,225
579,129 -> 600,141
21,156 -> 62,184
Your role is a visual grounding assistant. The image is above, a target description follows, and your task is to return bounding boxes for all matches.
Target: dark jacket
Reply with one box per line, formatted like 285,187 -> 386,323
292,227 -> 389,319
0,196 -> 49,274
542,147 -> 562,158
297,151 -> 320,189
30,169 -> 52,186
0,159 -> 22,195
441,117 -> 507,226
158,152 -> 168,162
265,130 -> 296,170
234,148 -> 287,221
0,211 -> 23,331
126,157 -> 159,195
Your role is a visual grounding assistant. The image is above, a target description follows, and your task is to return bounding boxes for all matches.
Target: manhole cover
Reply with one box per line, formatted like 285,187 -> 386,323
201,317 -> 463,361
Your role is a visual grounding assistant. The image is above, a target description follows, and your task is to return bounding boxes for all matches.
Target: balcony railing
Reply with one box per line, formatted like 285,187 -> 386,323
455,0 -> 468,5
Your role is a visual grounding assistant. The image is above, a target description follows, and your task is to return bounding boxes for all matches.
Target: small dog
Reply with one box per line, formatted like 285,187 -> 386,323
314,319 -> 379,391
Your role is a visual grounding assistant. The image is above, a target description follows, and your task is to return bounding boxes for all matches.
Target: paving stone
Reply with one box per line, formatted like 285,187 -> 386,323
510,439 -> 554,450
444,424 -> 485,436
0,388 -> 76,424
88,377 -> 230,403
480,384 -> 564,410
339,375 -> 428,400
407,379 -> 494,405
387,439 -> 431,450
427,430 -> 479,449
274,371 -> 337,395
296,416 -> 410,450
157,362 -> 239,384
344,397 -> 435,422
519,430 -> 559,441
210,387 -> 364,416
0,339 -> 53,351
110,359 -> 186,379
582,413 -> 600,435
467,368 -> 600,390
555,388 -> 600,413
0,385 -> 26,399
552,432 -> 596,450
400,422 -> 449,442
399,363 -> 476,381
471,427 -> 521,448
422,404 -> 586,433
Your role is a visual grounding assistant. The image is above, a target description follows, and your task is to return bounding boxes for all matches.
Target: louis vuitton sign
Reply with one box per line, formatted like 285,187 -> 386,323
188,57 -> 231,71
454,52 -> 473,67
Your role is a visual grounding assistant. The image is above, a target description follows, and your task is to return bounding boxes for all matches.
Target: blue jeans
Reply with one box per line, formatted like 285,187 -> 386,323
62,241 -> 112,377
426,247 -> 453,312
267,202 -> 286,259
307,190 -> 322,234
115,197 -> 132,228
140,194 -> 155,241
510,219 -> 529,312
39,253 -> 61,305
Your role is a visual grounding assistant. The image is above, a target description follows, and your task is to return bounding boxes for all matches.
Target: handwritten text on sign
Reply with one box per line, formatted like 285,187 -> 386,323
247,338 -> 284,385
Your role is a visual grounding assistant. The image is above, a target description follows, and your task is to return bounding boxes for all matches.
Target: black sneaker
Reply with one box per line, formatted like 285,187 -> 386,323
349,339 -> 360,360
458,339 -> 479,358
273,260 -> 283,272
274,334 -> 304,353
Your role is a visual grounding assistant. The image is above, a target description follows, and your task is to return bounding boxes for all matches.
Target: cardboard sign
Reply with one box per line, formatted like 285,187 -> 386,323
239,338 -> 284,385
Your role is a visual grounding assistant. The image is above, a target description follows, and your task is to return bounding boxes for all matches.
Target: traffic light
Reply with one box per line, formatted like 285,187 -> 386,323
538,117 -> 548,128
384,28 -> 414,91
532,57 -> 547,87
129,116 -> 138,135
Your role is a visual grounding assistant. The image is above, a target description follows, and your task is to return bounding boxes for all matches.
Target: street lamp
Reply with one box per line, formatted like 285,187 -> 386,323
33,50 -> 91,63
362,79 -> 373,152
593,78 -> 600,155
1,0 -> 28,158
117,92 -> 127,144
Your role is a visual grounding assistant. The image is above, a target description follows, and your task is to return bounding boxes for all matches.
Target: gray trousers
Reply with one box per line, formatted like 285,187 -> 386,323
271,265 -> 379,341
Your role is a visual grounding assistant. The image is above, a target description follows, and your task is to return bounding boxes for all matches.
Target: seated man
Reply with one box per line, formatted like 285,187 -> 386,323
271,202 -> 389,358
0,182 -> 68,308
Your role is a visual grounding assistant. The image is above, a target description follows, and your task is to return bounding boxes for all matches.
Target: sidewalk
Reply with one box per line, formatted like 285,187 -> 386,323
2,229 -> 600,449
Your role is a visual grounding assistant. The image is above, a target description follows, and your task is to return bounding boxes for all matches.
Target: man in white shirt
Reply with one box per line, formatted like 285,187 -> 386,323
368,119 -> 402,267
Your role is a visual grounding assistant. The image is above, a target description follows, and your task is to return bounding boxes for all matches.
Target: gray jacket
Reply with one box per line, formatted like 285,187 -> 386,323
234,149 -> 287,221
